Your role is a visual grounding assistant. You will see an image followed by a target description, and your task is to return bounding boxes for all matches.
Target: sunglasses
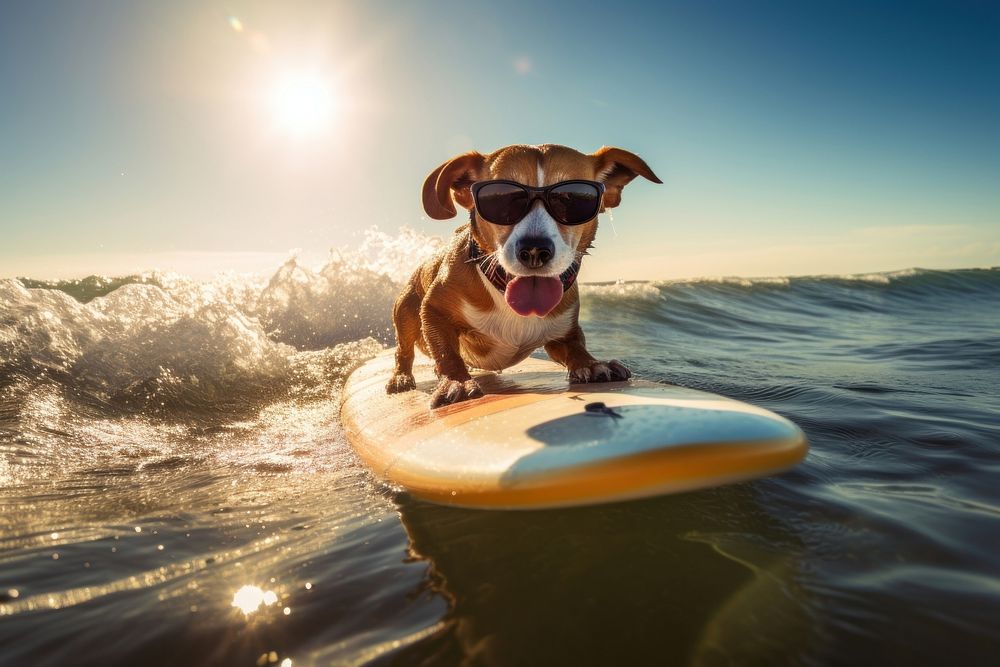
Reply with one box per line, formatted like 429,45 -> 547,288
471,180 -> 605,226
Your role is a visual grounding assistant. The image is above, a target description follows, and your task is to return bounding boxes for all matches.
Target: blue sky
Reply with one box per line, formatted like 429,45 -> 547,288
1,0 -> 998,280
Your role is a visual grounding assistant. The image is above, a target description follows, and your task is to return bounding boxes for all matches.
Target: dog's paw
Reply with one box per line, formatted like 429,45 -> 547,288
568,360 -> 631,383
386,372 -> 416,394
430,378 -> 484,408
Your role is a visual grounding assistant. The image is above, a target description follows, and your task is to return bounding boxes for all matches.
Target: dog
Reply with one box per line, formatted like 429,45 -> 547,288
387,144 -> 661,407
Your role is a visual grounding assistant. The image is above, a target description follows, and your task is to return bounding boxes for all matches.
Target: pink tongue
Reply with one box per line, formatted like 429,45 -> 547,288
504,276 -> 564,317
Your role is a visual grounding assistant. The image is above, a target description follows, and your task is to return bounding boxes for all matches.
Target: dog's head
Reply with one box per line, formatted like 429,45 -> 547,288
422,144 -> 661,280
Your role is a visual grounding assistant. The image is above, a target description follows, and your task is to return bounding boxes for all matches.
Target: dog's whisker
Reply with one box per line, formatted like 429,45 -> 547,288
483,254 -> 502,279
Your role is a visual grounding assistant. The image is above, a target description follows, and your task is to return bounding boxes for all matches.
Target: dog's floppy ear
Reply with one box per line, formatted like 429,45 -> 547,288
592,146 -> 662,209
421,152 -> 486,220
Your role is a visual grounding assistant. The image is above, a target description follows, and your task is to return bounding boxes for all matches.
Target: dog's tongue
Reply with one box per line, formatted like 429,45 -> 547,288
504,276 -> 564,317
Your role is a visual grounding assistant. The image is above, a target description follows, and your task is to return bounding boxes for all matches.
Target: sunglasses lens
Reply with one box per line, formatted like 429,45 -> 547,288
476,183 -> 530,225
547,182 -> 601,224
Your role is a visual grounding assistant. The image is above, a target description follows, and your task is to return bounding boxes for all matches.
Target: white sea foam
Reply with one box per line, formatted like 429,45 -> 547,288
581,280 -> 665,302
656,275 -> 793,288
823,268 -> 922,284
1,227 -> 441,382
0,227 -> 442,483
647,267 -> 933,289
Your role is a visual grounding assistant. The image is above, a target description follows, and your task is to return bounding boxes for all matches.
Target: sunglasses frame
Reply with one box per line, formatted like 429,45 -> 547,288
470,179 -> 605,226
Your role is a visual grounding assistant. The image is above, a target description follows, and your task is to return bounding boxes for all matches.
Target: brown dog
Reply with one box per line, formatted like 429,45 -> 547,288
387,144 -> 661,407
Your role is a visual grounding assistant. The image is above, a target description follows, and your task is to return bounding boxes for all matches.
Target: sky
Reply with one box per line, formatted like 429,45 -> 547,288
1,0 -> 998,281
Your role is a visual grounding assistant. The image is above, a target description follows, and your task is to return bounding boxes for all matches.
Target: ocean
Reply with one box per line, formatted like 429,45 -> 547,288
1,235 -> 998,665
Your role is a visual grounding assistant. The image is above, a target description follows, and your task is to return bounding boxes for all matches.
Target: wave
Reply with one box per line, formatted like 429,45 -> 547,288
0,229 -> 445,423
4,234 -> 997,425
2,233 -> 998,665
578,266 -> 1000,294
582,267 -> 1000,323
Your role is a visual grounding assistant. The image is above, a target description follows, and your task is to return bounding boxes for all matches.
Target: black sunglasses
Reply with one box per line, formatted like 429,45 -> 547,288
471,180 -> 605,226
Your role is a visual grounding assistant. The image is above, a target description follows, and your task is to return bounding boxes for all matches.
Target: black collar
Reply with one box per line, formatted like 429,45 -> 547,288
468,237 -> 581,294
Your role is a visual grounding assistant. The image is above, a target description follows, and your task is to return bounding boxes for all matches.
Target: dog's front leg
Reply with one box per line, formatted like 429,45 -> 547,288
386,283 -> 422,394
420,302 -> 484,408
545,324 -> 631,383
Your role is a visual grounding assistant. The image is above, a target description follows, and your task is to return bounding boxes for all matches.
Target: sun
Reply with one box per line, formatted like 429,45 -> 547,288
269,71 -> 336,136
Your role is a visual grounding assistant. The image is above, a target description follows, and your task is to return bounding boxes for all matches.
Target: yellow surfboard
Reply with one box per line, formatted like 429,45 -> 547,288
341,350 -> 808,510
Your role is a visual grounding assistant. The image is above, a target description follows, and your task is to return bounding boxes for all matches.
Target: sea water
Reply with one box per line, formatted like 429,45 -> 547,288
1,231 -> 998,665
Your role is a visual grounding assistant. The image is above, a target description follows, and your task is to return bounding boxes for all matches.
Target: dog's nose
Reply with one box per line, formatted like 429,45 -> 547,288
515,237 -> 555,269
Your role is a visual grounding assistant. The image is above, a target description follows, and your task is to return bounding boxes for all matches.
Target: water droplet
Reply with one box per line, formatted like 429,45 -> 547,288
283,607 -> 290,615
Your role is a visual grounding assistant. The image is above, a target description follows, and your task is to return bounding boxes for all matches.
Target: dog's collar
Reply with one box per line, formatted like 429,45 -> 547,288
468,237 -> 581,294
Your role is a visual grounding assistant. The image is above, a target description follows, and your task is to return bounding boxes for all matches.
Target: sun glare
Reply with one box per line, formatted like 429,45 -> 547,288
269,71 -> 336,137
232,584 -> 279,615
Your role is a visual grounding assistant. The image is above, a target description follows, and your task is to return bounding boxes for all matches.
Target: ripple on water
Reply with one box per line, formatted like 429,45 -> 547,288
1,263 -> 998,664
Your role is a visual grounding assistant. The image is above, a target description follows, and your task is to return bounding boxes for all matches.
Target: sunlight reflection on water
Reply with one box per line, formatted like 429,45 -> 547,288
231,584 -> 278,615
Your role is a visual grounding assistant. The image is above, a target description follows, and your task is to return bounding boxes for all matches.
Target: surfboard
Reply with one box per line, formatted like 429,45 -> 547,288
340,349 -> 808,510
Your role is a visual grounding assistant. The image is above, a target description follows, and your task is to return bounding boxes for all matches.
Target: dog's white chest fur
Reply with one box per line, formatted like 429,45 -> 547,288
459,273 -> 574,371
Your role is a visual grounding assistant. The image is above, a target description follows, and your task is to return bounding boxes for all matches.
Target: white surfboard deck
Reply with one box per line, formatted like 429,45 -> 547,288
340,349 -> 807,510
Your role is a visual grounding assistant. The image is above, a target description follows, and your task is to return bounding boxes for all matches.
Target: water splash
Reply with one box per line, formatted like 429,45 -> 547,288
0,227 -> 440,485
